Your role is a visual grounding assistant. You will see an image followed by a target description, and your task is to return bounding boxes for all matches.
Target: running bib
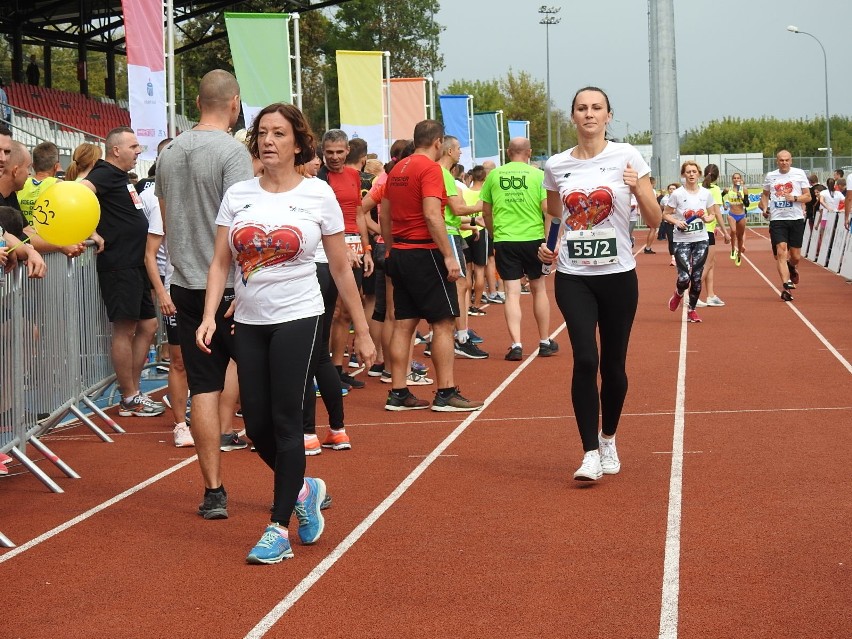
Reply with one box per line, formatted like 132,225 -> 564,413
685,219 -> 705,233
344,234 -> 363,255
564,228 -> 618,265
772,197 -> 793,209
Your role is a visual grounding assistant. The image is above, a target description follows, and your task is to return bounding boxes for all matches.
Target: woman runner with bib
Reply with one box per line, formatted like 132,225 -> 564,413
539,87 -> 660,482
662,161 -> 721,323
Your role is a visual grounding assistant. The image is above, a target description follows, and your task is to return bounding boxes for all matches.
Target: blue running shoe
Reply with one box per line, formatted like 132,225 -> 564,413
294,477 -> 326,545
410,360 -> 429,375
246,525 -> 293,564
468,329 -> 484,344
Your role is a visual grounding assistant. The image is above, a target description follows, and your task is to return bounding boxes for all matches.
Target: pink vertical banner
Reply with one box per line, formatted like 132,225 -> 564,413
122,0 -> 166,160
385,78 -> 426,142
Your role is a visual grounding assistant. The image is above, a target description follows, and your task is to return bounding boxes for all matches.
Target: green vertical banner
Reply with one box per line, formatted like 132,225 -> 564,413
225,13 -> 292,130
474,111 -> 500,167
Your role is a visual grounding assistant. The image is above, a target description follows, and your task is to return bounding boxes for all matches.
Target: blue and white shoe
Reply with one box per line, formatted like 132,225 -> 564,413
468,329 -> 484,344
246,525 -> 293,564
294,477 -> 326,545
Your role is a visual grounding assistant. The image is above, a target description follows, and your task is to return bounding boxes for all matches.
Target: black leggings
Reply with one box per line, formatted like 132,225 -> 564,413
554,270 -> 638,452
673,241 -> 709,309
235,315 -> 321,526
303,263 -> 344,433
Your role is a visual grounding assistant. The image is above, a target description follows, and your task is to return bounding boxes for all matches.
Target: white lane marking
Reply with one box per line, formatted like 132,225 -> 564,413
243,325 -> 567,639
658,301 -> 689,639
742,253 -> 852,376
0,455 -> 199,565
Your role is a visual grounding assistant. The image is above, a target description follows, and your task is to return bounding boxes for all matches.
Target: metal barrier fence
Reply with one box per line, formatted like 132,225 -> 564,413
1,245 -> 133,548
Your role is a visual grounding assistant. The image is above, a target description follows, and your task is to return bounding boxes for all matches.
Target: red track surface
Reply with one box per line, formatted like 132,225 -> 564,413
3,230 -> 851,639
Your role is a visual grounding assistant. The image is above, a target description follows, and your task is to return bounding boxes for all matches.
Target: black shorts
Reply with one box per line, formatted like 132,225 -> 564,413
469,229 -> 493,266
171,284 -> 236,396
97,266 -> 156,323
385,248 -> 459,324
371,241 -> 388,322
494,239 -> 545,281
707,231 -> 716,246
769,219 -> 806,249
448,234 -> 468,278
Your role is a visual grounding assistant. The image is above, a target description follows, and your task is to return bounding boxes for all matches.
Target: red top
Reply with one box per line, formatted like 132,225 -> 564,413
325,167 -> 362,234
385,154 -> 446,250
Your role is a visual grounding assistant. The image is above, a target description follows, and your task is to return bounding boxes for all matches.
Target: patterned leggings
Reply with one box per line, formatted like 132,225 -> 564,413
673,240 -> 709,309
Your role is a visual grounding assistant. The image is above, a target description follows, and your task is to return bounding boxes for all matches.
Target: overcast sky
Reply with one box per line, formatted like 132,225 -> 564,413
434,0 -> 849,144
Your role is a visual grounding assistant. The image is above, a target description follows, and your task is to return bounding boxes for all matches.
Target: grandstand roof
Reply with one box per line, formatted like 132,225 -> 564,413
0,0 -> 350,55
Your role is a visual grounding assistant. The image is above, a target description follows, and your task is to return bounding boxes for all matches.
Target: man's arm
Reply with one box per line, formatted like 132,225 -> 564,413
379,197 -> 393,249
423,196 -> 460,282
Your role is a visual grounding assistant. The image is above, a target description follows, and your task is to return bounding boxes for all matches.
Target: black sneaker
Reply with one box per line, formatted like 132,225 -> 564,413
788,261 -> 799,285
197,490 -> 228,520
781,290 -> 794,302
368,363 -> 385,377
505,346 -> 523,361
643,247 -> 656,254
385,391 -> 430,411
339,372 -> 365,389
454,339 -> 489,359
422,342 -> 431,357
431,388 -> 484,412
467,305 -> 487,316
538,339 -> 559,357
220,432 -> 248,451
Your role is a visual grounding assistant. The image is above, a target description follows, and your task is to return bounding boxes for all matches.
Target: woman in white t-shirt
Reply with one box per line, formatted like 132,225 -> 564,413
198,103 -> 375,565
661,161 -> 720,323
539,86 -> 661,482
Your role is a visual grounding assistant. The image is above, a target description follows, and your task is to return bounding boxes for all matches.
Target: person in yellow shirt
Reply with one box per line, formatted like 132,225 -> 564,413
17,141 -> 61,225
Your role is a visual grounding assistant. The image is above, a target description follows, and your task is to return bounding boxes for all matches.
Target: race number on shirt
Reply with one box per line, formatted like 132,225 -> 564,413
564,228 -> 619,266
344,233 -> 363,255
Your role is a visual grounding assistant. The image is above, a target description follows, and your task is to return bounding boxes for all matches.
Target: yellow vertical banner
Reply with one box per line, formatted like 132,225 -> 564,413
336,50 -> 384,159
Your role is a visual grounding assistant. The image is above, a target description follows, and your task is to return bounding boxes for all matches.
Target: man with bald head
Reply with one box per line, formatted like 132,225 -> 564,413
481,137 -> 557,361
156,69 -> 254,519
481,160 -> 496,176
759,149 -> 810,301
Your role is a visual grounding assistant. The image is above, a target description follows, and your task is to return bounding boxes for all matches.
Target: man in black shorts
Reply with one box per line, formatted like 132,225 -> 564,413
380,120 -> 483,412
482,137 -> 557,361
83,127 -> 164,417
760,150 -> 811,302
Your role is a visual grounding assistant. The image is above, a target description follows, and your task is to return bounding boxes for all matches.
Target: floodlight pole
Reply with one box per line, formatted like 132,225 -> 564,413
787,25 -> 832,172
539,6 -> 561,157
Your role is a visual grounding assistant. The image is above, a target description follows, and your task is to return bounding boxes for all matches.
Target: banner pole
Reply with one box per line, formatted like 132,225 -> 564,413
384,51 -> 391,161
166,0 -> 175,137
292,13 -> 302,110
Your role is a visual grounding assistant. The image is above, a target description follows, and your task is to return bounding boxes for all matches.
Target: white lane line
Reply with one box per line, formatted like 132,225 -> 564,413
743,253 -> 852,375
0,455 -> 199,564
243,324 -> 567,639
658,302 -> 689,639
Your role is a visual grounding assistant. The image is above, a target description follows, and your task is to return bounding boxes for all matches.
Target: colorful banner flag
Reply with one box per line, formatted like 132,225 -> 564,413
439,94 -> 473,171
508,120 -> 530,140
122,0 -> 167,160
385,78 -> 426,142
337,51 -> 385,160
474,111 -> 500,167
225,13 -> 292,130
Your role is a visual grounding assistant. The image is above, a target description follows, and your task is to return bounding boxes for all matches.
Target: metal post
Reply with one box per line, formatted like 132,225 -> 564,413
787,26 -> 832,172
426,76 -> 435,120
292,13 -> 302,110
384,51 -> 392,161
539,6 -> 561,158
166,0 -> 176,137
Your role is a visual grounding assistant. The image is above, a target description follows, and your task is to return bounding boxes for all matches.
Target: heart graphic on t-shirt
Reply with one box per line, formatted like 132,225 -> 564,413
562,186 -> 615,230
773,182 -> 793,196
684,209 -> 705,222
232,223 -> 305,285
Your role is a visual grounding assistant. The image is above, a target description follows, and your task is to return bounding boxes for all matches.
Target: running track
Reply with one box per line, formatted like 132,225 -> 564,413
3,228 -> 850,639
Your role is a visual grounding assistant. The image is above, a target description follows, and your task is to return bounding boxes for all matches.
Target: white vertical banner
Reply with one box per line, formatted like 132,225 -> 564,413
122,0 -> 167,160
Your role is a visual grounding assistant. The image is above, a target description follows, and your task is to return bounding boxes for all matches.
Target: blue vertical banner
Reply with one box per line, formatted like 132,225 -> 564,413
473,111 -> 500,167
439,94 -> 473,171
508,120 -> 530,140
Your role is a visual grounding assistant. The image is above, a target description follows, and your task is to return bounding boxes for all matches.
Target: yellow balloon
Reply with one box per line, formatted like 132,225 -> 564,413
31,181 -> 101,246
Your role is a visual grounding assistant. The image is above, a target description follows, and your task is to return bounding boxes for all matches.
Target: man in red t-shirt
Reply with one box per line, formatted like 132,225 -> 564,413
319,129 -> 373,389
380,119 -> 483,413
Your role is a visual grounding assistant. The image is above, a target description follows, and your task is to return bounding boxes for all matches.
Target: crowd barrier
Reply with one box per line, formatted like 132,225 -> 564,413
802,211 -> 852,279
1,245 -> 150,548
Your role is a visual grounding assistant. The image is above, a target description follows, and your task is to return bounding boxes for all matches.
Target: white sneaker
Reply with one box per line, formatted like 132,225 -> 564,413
695,299 -> 708,308
573,450 -> 603,481
406,371 -> 434,386
706,295 -> 726,307
599,433 -> 621,475
173,423 -> 194,448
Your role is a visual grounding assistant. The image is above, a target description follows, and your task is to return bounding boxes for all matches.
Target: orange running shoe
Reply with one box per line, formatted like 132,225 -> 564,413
322,429 -> 352,451
304,434 -> 322,456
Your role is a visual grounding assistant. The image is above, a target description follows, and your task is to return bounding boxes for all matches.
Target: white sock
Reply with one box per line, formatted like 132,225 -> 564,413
304,433 -> 317,442
297,480 -> 309,502
511,342 -> 522,350
456,329 -> 469,344
539,339 -> 550,347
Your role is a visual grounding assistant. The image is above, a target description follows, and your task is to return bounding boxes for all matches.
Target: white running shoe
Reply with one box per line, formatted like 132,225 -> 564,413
573,450 -> 603,481
695,299 -> 708,308
706,295 -> 726,307
406,371 -> 434,386
173,423 -> 194,448
599,434 -> 621,475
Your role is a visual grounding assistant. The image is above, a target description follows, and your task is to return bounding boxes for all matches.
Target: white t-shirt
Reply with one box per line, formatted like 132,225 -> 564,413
763,167 -> 809,221
820,189 -> 843,214
140,185 -> 172,286
629,194 -> 639,222
543,141 -> 650,275
216,176 -> 344,325
666,186 -> 715,244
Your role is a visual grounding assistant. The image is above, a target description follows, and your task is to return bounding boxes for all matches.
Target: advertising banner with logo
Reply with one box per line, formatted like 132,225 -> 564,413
385,78 -> 426,143
439,95 -> 473,172
474,111 -> 501,167
337,51 -> 385,160
122,0 -> 166,160
225,13 -> 292,130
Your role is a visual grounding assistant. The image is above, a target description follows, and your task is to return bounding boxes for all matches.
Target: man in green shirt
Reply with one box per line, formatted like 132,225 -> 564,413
18,141 -> 60,226
482,137 -> 558,361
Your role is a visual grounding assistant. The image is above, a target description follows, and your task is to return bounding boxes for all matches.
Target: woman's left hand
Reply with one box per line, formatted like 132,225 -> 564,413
622,162 -> 638,190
